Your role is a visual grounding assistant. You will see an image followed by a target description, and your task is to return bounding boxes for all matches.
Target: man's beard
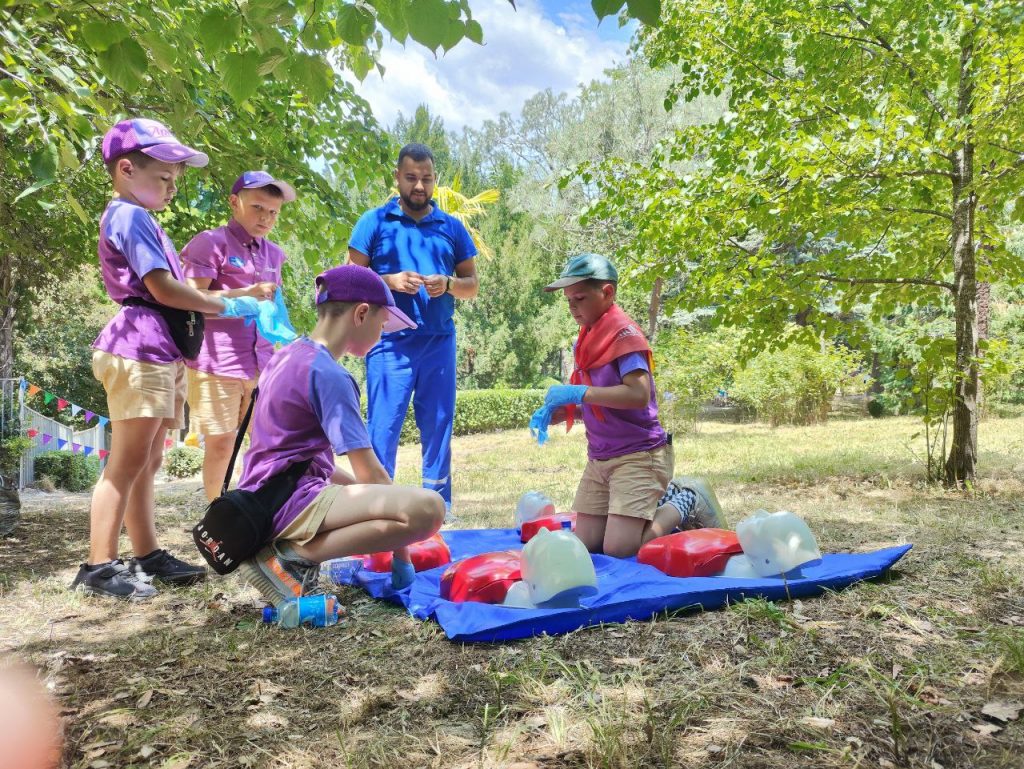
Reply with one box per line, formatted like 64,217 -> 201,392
400,192 -> 430,212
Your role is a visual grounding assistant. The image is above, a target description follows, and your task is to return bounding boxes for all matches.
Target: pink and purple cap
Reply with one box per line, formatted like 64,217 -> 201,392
231,171 -> 297,202
315,264 -> 416,332
102,118 -> 209,167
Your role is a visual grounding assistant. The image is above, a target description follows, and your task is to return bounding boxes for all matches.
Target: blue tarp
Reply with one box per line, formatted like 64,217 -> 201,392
338,528 -> 912,643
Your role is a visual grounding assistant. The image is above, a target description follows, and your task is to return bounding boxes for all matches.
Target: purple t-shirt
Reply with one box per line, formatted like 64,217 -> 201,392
92,199 -> 185,363
180,219 -> 287,379
239,337 -> 371,536
582,352 -> 667,461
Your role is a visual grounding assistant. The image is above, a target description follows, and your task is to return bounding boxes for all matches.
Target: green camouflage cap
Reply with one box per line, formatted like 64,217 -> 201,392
543,253 -> 619,291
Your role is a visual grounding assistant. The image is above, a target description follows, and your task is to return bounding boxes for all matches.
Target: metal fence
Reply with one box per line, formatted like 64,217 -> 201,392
0,378 -> 108,488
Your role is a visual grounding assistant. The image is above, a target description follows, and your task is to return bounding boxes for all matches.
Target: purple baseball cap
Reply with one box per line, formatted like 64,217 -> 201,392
231,171 -> 297,202
315,264 -> 416,332
102,118 -> 209,167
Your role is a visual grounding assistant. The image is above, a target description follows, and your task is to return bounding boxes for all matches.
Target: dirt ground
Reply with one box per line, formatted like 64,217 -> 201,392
1,419 -> 1023,768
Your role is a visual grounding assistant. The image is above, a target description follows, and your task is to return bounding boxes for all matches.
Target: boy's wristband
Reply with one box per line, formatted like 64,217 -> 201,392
444,276 -> 452,294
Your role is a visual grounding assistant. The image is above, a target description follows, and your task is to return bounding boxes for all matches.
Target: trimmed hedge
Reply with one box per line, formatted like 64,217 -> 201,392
34,451 -> 100,492
376,389 -> 546,445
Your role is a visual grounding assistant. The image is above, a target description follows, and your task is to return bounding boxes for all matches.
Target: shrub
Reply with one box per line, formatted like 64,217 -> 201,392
164,446 -> 205,479
730,339 -> 865,426
33,451 -> 100,492
373,389 -> 548,445
654,327 -> 742,434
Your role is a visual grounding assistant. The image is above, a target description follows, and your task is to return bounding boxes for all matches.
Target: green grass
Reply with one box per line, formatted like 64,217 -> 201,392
2,415 -> 1023,768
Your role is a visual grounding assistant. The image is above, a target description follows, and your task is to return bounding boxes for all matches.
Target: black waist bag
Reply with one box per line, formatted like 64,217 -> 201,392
122,296 -> 205,360
191,387 -> 312,575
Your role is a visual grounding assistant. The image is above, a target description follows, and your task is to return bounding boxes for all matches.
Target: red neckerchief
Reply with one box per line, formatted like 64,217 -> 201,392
565,304 -> 652,432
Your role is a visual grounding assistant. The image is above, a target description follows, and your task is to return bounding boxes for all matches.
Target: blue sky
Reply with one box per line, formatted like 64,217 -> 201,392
345,0 -> 635,132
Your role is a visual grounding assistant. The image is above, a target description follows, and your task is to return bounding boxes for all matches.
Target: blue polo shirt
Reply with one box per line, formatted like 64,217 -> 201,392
349,198 -> 477,336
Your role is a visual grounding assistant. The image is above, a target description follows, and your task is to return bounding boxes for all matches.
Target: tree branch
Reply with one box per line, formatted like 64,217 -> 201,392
815,273 -> 954,291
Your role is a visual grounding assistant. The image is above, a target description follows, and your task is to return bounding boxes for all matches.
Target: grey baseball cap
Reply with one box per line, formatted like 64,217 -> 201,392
544,253 -> 619,291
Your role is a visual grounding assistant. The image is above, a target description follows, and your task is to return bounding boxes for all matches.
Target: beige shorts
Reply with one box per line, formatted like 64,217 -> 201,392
572,443 -> 674,521
186,369 -> 258,436
92,350 -> 186,428
276,484 -> 341,546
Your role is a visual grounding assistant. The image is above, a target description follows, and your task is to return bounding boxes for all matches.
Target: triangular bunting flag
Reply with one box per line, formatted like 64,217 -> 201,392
98,416 -> 109,427
83,446 -> 93,457
71,443 -> 81,453
57,438 -> 67,449
27,385 -> 41,397
19,378 -> 27,391
98,449 -> 110,460
57,398 -> 69,411
71,404 -> 82,417
164,438 -> 173,449
27,429 -> 38,438
44,392 -> 55,405
84,410 -> 95,423
41,434 -> 53,445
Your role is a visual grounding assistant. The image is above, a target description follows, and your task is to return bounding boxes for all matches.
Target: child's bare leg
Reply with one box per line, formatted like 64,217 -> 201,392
290,485 -> 444,563
601,514 -> 649,559
640,505 -> 681,546
574,512 -> 608,554
200,431 -> 235,502
122,423 -> 172,557
88,417 -> 164,563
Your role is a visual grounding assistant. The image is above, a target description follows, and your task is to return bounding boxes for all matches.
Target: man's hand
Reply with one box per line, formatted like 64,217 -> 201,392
386,271 -> 425,294
423,274 -> 448,298
246,281 -> 278,300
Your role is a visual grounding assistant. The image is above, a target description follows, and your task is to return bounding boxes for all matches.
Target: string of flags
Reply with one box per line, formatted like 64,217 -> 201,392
18,378 -> 111,460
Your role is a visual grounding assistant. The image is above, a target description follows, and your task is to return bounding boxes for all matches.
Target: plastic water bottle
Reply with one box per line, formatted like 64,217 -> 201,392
261,594 -> 342,628
324,556 -> 363,585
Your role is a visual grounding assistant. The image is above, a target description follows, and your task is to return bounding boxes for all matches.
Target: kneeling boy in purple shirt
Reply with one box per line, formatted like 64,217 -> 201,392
236,264 -> 446,608
530,254 -> 720,558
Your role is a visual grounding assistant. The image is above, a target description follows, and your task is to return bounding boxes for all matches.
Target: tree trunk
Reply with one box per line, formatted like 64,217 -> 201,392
646,277 -> 663,342
944,24 -> 980,488
0,250 -> 15,381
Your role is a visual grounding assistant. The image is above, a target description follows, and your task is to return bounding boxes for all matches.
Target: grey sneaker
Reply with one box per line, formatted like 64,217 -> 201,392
660,476 -> 725,530
70,559 -> 158,600
236,544 -> 304,608
272,541 -> 323,596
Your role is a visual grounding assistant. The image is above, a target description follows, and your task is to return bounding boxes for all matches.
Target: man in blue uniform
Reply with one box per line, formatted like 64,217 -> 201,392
348,143 -> 479,514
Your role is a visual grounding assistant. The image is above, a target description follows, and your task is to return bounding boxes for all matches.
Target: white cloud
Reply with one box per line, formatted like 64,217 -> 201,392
345,0 -> 630,131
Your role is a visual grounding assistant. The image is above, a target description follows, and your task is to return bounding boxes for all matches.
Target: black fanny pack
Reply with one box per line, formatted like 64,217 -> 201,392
122,296 -> 205,360
191,387 -> 312,575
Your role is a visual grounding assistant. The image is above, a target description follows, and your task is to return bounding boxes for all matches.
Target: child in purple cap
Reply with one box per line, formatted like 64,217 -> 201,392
180,171 -> 297,501
234,264 -> 445,608
71,118 -> 272,600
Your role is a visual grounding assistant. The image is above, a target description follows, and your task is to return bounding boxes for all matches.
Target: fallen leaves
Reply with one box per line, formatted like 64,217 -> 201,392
981,700 -> 1022,723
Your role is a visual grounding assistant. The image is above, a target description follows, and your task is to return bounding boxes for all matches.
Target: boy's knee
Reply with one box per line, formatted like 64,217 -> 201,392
411,490 -> 445,536
603,541 -> 640,560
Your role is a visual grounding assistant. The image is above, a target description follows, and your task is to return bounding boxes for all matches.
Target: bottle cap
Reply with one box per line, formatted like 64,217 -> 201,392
261,606 -> 276,623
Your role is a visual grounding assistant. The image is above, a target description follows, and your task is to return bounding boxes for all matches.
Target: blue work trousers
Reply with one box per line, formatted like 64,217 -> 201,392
365,332 -> 456,504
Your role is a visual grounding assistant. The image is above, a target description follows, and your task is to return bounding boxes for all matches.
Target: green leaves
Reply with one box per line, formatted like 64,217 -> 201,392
406,0 -> 451,51
337,3 -> 376,45
81,20 -> 130,51
222,50 -> 263,104
198,9 -> 242,56
591,0 -> 625,22
625,0 -> 660,26
97,38 -> 148,90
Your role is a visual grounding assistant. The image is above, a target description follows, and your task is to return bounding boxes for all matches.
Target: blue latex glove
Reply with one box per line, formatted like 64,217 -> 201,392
391,557 -> 416,591
219,295 -> 261,319
253,288 -> 297,345
543,384 -> 588,409
529,405 -> 553,445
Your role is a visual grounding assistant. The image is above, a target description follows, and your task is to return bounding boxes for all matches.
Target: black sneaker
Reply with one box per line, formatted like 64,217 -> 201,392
129,549 -> 207,586
70,559 -> 158,600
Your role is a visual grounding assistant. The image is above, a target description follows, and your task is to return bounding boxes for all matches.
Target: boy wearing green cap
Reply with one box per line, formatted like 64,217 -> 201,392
529,254 -> 720,558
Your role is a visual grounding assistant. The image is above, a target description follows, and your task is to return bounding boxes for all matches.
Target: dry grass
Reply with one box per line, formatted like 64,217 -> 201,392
2,415 -> 1023,768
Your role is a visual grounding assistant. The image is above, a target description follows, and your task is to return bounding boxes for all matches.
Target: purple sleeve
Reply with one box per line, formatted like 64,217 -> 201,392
107,204 -> 172,279
309,356 -> 371,455
616,352 -> 651,378
450,217 -> 477,265
180,231 -> 221,279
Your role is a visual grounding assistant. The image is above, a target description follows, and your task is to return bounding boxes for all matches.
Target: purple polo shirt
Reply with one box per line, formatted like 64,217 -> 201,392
92,199 -> 184,364
239,337 -> 371,537
180,219 -> 287,379
582,352 -> 667,461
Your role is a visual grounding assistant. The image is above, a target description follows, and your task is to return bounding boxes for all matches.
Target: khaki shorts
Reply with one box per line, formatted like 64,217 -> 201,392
92,350 -> 186,428
186,369 -> 258,436
572,443 -> 674,521
277,484 -> 340,545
